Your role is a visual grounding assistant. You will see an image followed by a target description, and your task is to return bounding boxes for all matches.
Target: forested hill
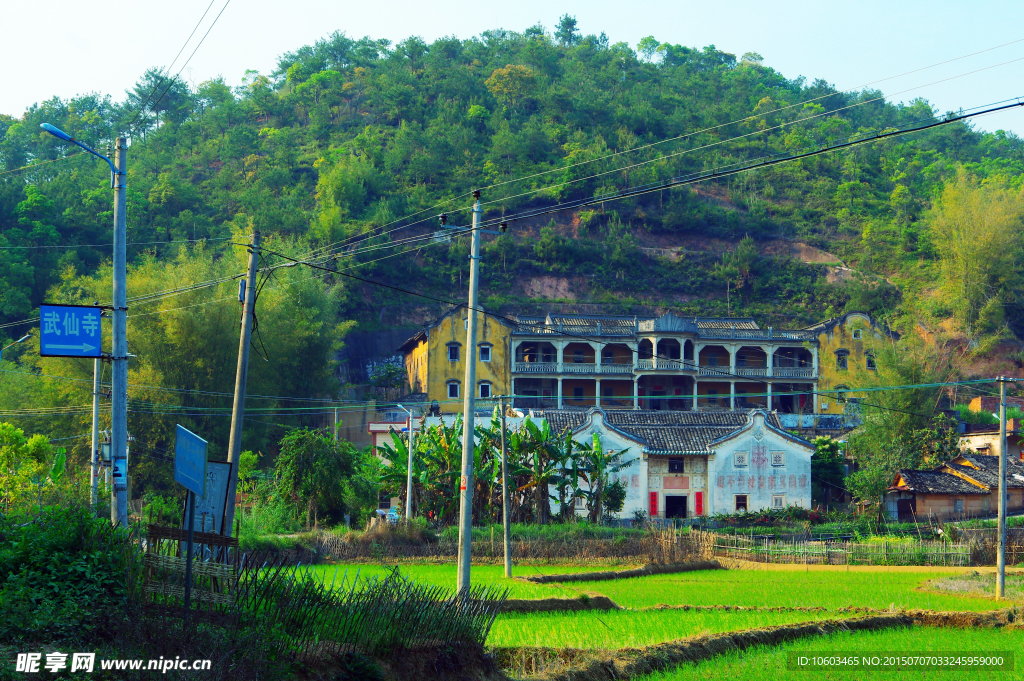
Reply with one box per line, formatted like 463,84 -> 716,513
2,21 -> 1024,336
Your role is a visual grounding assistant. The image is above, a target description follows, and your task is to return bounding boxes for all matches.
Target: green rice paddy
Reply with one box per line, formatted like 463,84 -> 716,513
636,625 -> 1020,681
489,609 -> 841,648
558,570 -> 1010,612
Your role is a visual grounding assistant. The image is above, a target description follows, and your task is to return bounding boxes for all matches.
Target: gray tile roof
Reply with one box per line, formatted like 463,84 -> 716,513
891,469 -> 989,495
695,318 -> 760,330
942,455 -> 1024,489
530,409 -> 784,453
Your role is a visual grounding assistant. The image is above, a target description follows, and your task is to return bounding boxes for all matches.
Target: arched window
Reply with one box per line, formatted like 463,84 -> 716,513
478,381 -> 492,398
447,381 -> 460,398
447,343 -> 461,362
835,349 -> 849,370
865,352 -> 877,370
478,344 -> 492,362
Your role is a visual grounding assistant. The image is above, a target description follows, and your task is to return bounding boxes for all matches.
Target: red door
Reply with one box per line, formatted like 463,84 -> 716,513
649,492 -> 658,517
695,491 -> 704,516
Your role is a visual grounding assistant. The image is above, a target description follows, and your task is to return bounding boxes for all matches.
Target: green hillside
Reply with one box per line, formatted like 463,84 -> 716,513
2,20 -> 1024,488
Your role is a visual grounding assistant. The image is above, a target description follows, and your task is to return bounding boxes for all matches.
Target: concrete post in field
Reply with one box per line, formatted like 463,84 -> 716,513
500,395 -> 512,578
456,191 -> 482,593
221,232 -> 261,536
997,376 -> 1008,599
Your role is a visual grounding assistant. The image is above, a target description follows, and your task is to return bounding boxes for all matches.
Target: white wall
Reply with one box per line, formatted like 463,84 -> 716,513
708,413 -> 813,514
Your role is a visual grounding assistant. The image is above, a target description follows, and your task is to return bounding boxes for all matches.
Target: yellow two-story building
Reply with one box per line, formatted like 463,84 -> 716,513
804,312 -> 897,415
398,304 -> 514,413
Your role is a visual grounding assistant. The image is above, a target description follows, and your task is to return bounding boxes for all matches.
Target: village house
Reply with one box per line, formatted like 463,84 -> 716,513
959,420 -> 1024,462
885,453 -> 1024,520
531,408 -> 814,519
399,308 -> 891,423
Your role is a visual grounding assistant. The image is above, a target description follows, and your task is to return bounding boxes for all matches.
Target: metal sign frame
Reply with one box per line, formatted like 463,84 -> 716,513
39,304 -> 104,358
174,425 -> 208,497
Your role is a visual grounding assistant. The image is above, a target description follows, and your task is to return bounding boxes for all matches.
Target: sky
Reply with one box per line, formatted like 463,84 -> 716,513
4,0 -> 1022,135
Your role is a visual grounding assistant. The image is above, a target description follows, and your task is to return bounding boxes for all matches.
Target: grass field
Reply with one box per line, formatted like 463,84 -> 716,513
489,609 -> 842,648
635,625 -> 1020,681
559,570 -> 1013,611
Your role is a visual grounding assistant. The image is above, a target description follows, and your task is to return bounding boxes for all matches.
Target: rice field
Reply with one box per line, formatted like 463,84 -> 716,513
489,609 -> 842,648
558,569 -> 1012,611
635,625 -> 1020,681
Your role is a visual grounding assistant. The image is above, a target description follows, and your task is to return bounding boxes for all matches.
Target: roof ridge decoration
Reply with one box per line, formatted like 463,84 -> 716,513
707,409 -> 814,450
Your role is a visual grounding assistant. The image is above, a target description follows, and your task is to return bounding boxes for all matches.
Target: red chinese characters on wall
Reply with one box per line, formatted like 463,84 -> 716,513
752,443 -> 768,467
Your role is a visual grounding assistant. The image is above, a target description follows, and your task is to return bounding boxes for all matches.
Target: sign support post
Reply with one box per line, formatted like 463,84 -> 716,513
174,424 -> 208,623
183,491 -> 196,624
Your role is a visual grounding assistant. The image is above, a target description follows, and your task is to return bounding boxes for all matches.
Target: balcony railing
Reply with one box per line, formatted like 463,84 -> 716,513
600,363 -> 634,374
636,359 -> 696,371
563,363 -> 597,374
772,366 -> 815,378
513,362 -> 557,373
735,367 -> 769,377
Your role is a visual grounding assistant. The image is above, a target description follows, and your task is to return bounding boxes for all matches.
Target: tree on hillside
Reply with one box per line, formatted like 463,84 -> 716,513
930,167 -> 1024,336
555,15 -> 580,46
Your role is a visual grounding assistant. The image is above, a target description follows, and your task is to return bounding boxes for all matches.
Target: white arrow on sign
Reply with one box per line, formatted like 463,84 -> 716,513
44,343 -> 97,353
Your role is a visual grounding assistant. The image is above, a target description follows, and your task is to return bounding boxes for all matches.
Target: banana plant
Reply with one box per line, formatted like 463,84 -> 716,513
575,433 -> 634,522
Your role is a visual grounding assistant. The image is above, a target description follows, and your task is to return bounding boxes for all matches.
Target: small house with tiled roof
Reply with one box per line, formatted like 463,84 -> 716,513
885,453 -> 1024,520
531,407 -> 814,519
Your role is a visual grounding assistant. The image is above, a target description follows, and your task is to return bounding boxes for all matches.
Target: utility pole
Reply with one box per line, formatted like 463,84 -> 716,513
500,395 -> 512,578
456,191 -> 482,593
398,403 -> 416,520
110,137 -> 129,527
221,232 -> 261,537
997,376 -> 1008,599
90,357 -> 100,511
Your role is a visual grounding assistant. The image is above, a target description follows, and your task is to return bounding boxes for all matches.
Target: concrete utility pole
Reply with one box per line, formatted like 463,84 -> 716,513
221,232 -> 261,537
500,395 -> 512,578
997,376 -> 1008,599
111,137 -> 129,527
456,191 -> 482,593
398,403 -> 416,520
90,357 -> 101,510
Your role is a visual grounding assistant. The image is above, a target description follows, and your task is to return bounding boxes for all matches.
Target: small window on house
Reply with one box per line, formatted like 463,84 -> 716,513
772,494 -> 785,509
573,387 -> 584,399
852,329 -> 863,340
735,495 -> 748,512
479,345 -> 491,362
954,498 -> 964,513
447,382 -> 460,399
573,349 -> 585,363
771,451 -> 785,467
447,344 -> 460,361
574,496 -> 586,509
668,458 -> 685,473
479,382 -> 491,399
836,350 -> 849,370
835,385 -> 850,403
734,452 -> 748,467
866,352 -> 877,370
378,491 -> 391,510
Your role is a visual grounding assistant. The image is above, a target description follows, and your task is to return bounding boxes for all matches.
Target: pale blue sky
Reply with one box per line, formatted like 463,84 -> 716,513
6,0 -> 1022,135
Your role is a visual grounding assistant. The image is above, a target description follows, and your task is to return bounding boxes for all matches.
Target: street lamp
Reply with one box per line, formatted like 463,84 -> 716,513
40,122 -> 129,527
0,334 -> 31,363
397,403 -> 416,521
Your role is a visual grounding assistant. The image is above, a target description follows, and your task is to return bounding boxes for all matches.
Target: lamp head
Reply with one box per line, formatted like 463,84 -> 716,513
40,123 -> 72,142
16,334 -> 30,344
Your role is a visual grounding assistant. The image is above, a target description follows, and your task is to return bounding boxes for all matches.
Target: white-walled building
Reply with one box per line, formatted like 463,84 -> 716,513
532,408 -> 814,518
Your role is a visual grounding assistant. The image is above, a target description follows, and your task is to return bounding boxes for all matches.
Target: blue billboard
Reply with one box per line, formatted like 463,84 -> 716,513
39,304 -> 103,358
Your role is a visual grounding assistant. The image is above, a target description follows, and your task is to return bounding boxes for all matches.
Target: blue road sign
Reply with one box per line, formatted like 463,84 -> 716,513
39,304 -> 103,358
174,425 -> 208,497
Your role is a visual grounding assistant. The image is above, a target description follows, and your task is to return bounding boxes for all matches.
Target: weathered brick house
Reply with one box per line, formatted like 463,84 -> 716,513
885,453 -> 1024,520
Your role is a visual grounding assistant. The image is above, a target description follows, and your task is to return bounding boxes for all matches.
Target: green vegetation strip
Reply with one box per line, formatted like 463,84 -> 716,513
489,609 -> 848,649
636,624 -> 1021,681
517,561 -> 723,584
494,615 -> 910,680
563,569 -> 1011,611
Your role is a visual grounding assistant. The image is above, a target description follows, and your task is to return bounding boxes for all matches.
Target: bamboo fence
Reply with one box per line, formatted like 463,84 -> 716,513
711,534 -> 971,567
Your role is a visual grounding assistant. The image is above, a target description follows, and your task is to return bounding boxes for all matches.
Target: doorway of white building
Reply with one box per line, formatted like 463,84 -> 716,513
665,495 -> 688,519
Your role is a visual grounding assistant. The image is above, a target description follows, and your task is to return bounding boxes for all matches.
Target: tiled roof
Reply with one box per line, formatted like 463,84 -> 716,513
943,454 -> 1024,489
695,318 -> 760,330
530,409 -> 784,453
890,469 -> 988,495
